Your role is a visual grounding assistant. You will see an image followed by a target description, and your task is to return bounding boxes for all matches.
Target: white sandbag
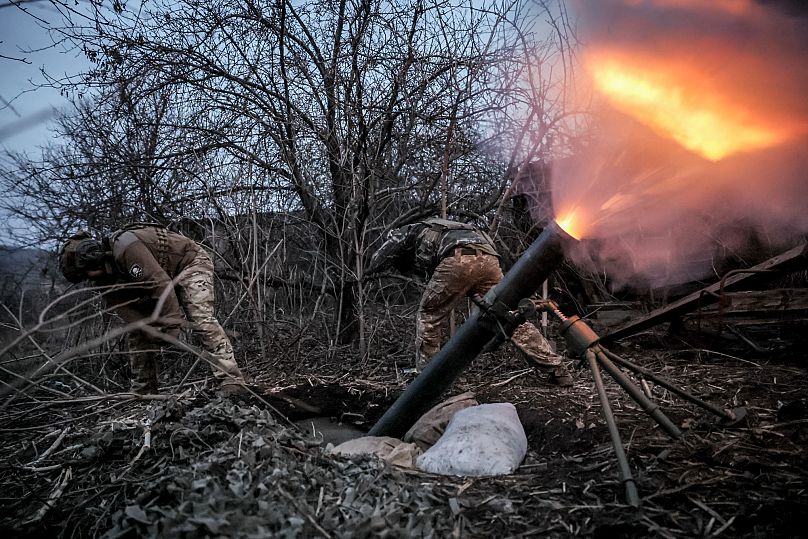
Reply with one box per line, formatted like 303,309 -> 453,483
331,436 -> 422,468
403,391 -> 479,451
415,403 -> 527,476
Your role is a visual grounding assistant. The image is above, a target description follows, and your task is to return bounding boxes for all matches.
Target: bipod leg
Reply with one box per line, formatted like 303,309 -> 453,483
601,348 -> 746,424
594,346 -> 683,439
586,349 -> 640,507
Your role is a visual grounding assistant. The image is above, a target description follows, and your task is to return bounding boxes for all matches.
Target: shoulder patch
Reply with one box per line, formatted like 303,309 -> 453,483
129,263 -> 144,280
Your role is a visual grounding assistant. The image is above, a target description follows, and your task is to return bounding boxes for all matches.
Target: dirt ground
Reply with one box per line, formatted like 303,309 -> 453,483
1,316 -> 807,538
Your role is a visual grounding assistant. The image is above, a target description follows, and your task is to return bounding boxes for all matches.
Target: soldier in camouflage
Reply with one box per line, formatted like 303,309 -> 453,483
58,224 -> 247,395
367,217 -> 573,385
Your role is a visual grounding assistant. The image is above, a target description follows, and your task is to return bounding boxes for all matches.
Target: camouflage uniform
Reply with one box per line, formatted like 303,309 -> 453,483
100,225 -> 244,393
369,218 -> 561,369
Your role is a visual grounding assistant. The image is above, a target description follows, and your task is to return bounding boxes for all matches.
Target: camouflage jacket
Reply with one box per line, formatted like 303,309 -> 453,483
368,218 -> 499,277
99,225 -> 207,328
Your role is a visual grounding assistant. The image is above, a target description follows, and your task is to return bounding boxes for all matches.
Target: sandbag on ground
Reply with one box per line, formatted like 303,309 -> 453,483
403,391 -> 479,451
415,403 -> 527,476
331,436 -> 422,468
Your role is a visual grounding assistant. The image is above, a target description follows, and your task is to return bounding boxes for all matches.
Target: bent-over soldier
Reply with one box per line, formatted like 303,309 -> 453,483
367,217 -> 572,385
58,223 -> 247,394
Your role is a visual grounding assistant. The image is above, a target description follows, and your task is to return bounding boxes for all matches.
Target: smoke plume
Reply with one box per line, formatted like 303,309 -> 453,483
551,0 -> 808,289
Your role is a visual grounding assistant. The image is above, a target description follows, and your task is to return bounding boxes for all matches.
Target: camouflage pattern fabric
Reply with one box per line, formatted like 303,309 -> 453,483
127,332 -> 160,394
108,226 -> 204,327
414,218 -> 498,273
415,251 -> 561,370
174,251 -> 244,382
121,249 -> 244,392
368,218 -> 499,277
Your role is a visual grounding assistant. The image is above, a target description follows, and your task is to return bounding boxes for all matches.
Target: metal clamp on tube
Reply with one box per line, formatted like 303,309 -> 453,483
559,315 -> 601,358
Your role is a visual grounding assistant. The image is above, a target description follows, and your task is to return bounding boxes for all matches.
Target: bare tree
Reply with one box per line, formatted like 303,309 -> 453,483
1,80 -> 215,238
4,0 -> 578,353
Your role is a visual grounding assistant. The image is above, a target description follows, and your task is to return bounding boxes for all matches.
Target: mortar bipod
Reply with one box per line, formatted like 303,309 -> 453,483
528,298 -> 747,426
525,299 -> 748,506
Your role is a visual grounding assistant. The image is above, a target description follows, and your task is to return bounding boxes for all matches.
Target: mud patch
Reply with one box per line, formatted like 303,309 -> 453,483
293,416 -> 367,446
236,381 -> 399,430
517,405 -> 609,454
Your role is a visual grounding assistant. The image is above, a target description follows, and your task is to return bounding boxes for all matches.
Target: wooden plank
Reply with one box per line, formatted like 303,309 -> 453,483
694,288 -> 808,316
600,242 -> 808,342
688,316 -> 808,328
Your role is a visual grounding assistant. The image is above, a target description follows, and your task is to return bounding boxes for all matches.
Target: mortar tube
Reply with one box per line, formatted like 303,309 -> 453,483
369,221 -> 576,438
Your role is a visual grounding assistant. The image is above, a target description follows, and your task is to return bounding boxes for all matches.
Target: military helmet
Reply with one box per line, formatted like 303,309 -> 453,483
58,231 -> 106,283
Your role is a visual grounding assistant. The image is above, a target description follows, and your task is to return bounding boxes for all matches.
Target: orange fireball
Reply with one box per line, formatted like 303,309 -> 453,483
555,209 -> 586,240
586,52 -> 799,161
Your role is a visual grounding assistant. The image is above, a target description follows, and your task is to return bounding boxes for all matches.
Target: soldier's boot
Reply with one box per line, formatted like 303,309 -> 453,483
509,323 -> 573,386
130,351 -> 159,395
547,365 -> 574,387
215,364 -> 250,397
414,344 -> 439,371
522,354 -> 574,387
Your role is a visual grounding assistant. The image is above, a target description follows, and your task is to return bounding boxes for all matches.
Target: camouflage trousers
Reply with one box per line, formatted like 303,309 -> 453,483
415,251 -> 561,370
127,252 -> 244,393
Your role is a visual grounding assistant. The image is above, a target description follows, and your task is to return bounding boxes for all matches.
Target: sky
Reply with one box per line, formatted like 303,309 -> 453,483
0,1 -> 91,155
0,1 -> 95,247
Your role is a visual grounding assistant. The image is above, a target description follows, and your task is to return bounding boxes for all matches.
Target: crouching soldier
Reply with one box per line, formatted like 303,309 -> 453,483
367,217 -> 572,386
58,223 -> 247,395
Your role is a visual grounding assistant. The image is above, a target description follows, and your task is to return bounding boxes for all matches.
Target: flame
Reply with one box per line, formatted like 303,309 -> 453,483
620,0 -> 754,16
555,210 -> 585,240
587,53 -> 798,161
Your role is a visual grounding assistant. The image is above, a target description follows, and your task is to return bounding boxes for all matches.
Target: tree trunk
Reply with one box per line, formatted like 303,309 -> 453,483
337,280 -> 359,344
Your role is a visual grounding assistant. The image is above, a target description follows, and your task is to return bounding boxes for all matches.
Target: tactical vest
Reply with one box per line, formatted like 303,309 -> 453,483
413,218 -> 499,272
109,222 -> 168,241
109,222 -> 172,270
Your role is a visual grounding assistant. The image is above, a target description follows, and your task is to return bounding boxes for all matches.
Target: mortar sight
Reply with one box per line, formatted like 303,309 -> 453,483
369,220 -> 579,438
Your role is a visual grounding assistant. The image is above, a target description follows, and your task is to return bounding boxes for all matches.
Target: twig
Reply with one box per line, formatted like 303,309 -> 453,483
24,466 -> 72,524
688,496 -> 726,526
114,419 -> 152,482
491,369 -> 533,388
712,516 -> 736,537
132,419 -> 152,463
277,486 -> 332,538
20,464 -> 63,472
27,427 -> 69,466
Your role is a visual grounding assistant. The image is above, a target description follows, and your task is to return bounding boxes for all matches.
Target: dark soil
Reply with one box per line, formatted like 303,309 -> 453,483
1,317 -> 807,538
